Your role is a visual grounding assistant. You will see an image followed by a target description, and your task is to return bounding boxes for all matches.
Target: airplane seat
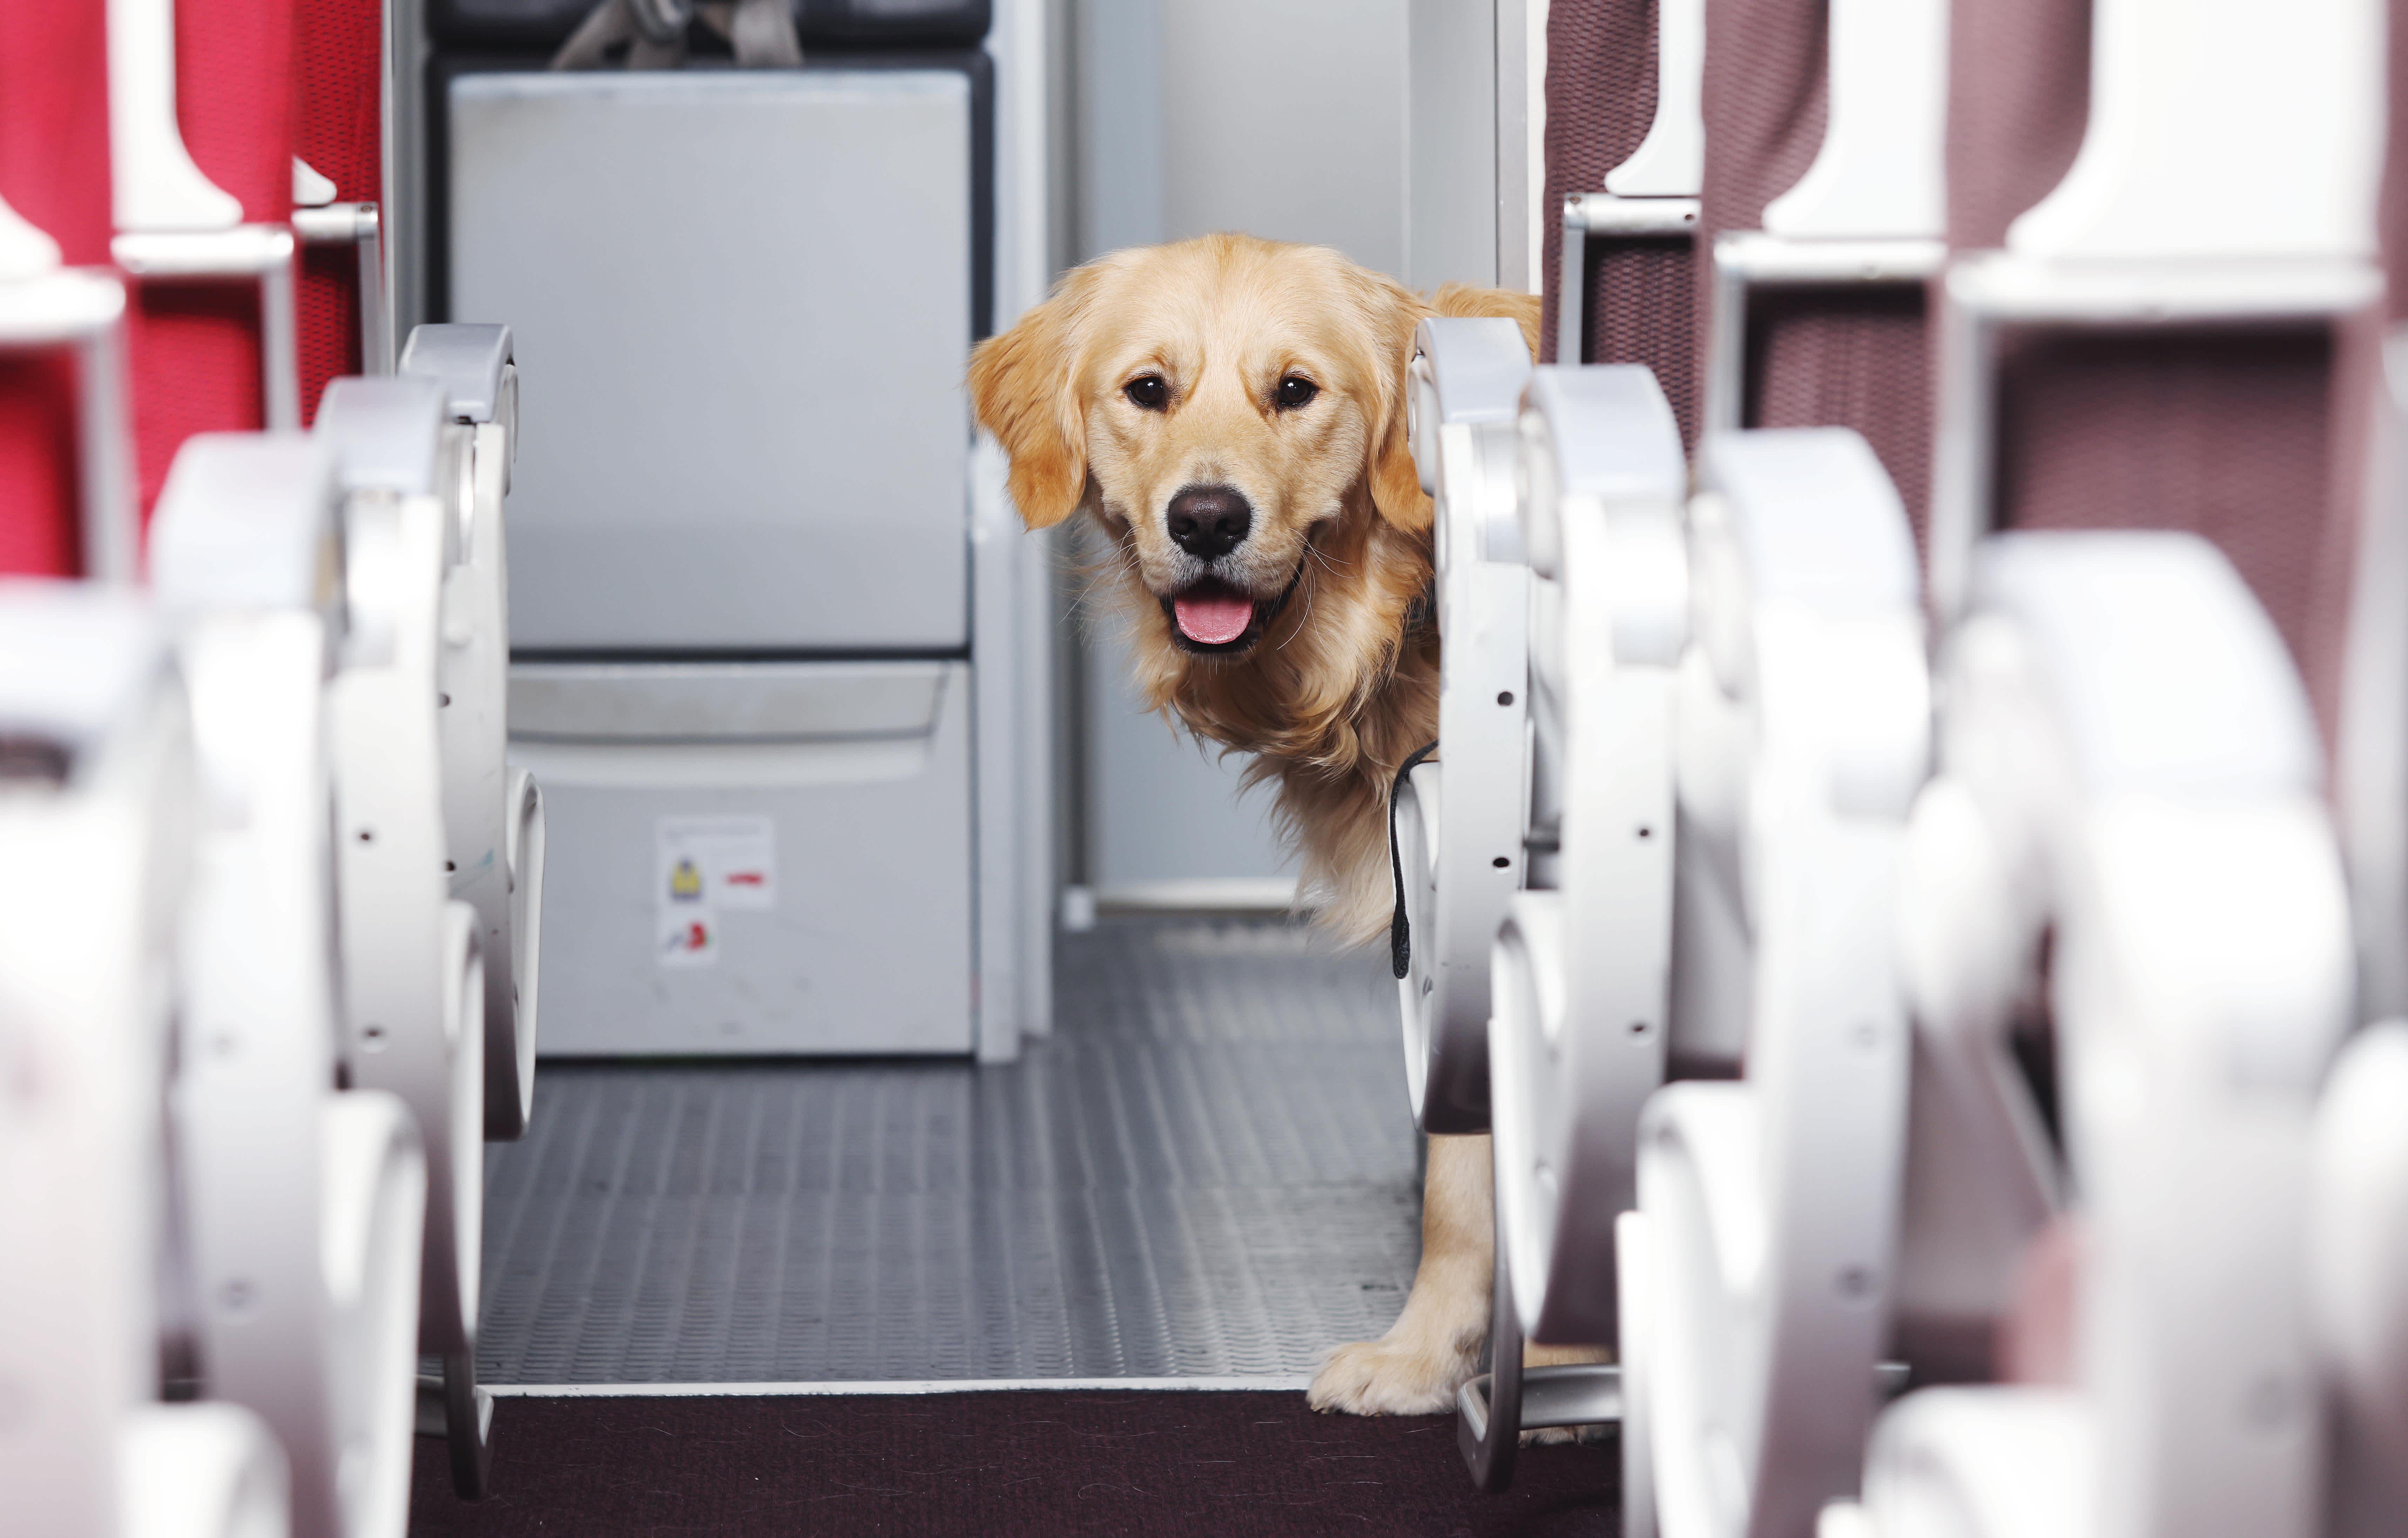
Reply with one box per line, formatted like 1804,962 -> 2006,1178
4,35 -> 416,1531
1612,425 -> 1928,1538
150,434 -> 430,1538
398,322 -> 543,1143
1826,0 -> 2391,1533
1843,532 -> 2352,1538
1546,0 -> 1704,443
2306,6 -> 2408,1526
0,585 -> 294,1538
311,373 -> 500,1498
1441,19 -> 1716,1486
1464,0 -> 1950,1515
1581,11 -> 1969,1531
1392,315 -> 1536,1135
1461,361 -> 1690,1488
284,0 -> 546,1139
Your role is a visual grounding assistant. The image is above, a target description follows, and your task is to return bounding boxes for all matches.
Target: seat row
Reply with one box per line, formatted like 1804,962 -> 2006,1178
1395,0 -> 2408,1533
0,2 -> 544,1534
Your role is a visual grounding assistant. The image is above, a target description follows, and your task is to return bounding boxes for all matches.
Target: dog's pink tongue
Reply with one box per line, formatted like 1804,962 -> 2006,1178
1174,590 -> 1255,645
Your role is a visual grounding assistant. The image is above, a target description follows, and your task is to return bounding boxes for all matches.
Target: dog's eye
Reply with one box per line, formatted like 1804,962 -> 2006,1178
1124,375 -> 1169,411
1275,375 -> 1319,411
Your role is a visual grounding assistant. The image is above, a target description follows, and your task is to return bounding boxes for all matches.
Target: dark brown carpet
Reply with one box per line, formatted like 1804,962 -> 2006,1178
409,1390 -> 1619,1537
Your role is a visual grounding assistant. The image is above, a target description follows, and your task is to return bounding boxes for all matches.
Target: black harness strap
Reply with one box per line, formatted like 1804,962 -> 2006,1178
1388,738 -> 1442,981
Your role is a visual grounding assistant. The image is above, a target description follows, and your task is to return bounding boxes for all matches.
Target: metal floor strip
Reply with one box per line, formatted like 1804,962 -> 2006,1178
476,915 -> 1421,1384
486,1376 -> 1320,1398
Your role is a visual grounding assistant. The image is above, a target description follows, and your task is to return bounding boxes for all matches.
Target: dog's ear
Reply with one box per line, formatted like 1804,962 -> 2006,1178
969,280 -> 1090,529
1355,269 -> 1434,535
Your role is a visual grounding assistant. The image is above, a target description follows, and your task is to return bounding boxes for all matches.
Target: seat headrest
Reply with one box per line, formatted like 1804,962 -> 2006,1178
150,434 -> 342,618
315,376 -> 450,496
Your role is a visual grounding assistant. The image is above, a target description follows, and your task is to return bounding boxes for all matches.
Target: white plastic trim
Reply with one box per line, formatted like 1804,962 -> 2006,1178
1627,429 -> 1927,1538
319,1092 -> 425,1538
505,767 -> 546,1108
331,490 -> 485,1356
2311,1021 -> 2408,1499
0,187 -> 63,283
1854,1389 -> 2094,1538
119,1403 -> 292,1538
107,0 -> 244,233
1602,0 -> 1703,196
293,156 -> 338,209
1616,1210 -> 1659,1538
1916,532 -> 2349,1538
2007,0 -> 2383,261
113,226 -> 296,278
2340,333 -> 2408,1020
1761,0 -> 1949,241
0,591 -> 185,1536
0,267 -> 127,347
1945,251 -> 2381,325
436,420 -> 535,1129
1717,233 -> 1947,287
172,610 -> 363,1538
1570,194 -> 1700,238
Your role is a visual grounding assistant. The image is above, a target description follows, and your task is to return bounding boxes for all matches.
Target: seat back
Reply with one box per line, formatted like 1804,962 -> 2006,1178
116,0 -> 301,512
1932,0 -> 2384,730
1696,0 -> 1945,546
1541,0 -> 1704,443
0,589 -> 190,1534
0,4 -> 130,579
1896,0 -> 2385,1406
295,0 -> 386,415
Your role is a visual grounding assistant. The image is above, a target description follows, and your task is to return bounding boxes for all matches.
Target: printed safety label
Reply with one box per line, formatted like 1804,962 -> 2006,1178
655,815 -> 777,968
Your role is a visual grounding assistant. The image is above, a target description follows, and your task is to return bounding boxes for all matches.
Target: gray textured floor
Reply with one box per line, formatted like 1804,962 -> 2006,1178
474,916 -> 1423,1384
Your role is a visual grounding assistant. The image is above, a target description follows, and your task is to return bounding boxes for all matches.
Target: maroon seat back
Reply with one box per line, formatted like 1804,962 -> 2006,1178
1946,0 -> 2369,740
1540,0 -> 1703,446
1698,0 -> 1935,546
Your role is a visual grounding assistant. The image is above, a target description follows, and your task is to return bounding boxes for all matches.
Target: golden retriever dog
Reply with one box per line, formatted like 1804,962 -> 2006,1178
969,232 -> 1569,1416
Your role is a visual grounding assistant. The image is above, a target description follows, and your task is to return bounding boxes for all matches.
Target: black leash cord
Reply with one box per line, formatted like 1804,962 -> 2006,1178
1388,739 -> 1442,980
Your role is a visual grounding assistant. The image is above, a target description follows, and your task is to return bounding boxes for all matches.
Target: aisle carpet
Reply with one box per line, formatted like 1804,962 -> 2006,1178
407,1390 -> 1619,1538
475,919 -> 1422,1385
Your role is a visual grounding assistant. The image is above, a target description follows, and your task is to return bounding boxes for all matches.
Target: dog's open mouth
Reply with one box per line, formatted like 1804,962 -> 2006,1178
1162,570 -> 1301,654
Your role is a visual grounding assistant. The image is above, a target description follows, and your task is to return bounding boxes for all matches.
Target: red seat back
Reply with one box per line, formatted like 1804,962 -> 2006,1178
296,0 -> 383,420
124,0 -> 298,514
0,5 -> 115,577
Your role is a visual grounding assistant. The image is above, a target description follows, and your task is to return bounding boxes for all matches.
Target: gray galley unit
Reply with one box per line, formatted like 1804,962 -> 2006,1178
447,57 -> 1002,1057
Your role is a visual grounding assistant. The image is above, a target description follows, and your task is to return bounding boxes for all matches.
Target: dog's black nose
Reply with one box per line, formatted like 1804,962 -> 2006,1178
1166,485 -> 1253,560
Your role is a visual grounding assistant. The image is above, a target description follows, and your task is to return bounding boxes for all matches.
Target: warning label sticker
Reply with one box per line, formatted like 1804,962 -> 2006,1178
654,816 -> 777,968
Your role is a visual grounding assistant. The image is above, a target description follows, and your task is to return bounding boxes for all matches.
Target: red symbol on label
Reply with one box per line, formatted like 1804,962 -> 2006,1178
683,921 -> 708,951
726,872 -> 765,887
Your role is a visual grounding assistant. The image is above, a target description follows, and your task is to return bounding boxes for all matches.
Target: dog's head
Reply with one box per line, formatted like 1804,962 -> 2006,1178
969,234 -> 1430,659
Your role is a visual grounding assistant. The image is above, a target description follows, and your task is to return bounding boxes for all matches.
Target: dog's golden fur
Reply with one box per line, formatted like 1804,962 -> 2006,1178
970,233 -> 1540,939
972,235 -> 1559,1419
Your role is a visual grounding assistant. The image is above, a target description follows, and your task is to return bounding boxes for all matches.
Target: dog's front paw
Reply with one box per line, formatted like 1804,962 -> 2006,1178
1307,1336 -> 1477,1416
